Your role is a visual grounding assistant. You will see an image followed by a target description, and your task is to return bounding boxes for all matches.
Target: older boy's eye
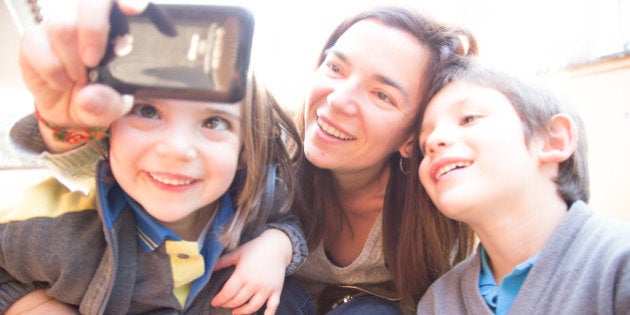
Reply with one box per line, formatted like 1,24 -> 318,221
203,117 -> 230,131
131,103 -> 159,119
462,115 -> 477,124
325,61 -> 341,74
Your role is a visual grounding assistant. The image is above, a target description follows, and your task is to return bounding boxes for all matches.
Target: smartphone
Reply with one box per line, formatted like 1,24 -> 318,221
88,3 -> 255,103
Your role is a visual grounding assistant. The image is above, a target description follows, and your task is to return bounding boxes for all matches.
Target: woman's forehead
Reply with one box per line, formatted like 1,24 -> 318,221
333,19 -> 430,103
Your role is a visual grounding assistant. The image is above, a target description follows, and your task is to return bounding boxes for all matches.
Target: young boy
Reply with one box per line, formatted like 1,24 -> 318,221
1,2 -> 312,314
415,58 -> 630,314
1,81 -> 311,314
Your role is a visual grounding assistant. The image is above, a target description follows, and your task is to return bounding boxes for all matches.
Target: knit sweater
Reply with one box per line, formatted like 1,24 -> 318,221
417,201 -> 630,314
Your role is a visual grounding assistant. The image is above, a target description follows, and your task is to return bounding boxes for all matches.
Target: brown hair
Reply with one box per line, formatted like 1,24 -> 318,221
422,57 -> 589,205
222,78 -> 303,249
99,78 -> 301,250
293,7 -> 477,310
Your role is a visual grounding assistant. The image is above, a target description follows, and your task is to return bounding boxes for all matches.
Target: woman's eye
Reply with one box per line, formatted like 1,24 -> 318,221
131,103 -> 159,119
375,91 -> 394,105
203,117 -> 230,131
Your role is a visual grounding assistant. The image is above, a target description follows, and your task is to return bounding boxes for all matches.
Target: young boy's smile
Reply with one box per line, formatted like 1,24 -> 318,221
109,98 -> 242,236
418,81 -> 543,224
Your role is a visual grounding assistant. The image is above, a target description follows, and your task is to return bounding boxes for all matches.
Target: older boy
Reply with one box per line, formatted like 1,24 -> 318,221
415,59 -> 630,314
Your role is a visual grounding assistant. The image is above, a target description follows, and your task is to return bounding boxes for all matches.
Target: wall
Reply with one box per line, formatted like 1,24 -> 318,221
547,55 -> 630,221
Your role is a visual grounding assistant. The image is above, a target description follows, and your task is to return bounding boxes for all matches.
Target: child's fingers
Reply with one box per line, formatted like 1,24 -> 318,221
231,292 -> 271,315
72,84 -> 131,129
19,25 -> 73,92
213,251 -> 239,271
117,0 -> 150,14
262,291 -> 281,315
77,0 -> 114,67
211,273 -> 244,307
220,286 -> 256,310
44,3 -> 86,84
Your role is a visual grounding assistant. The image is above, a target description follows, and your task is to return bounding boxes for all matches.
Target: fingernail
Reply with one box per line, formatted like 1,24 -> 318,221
82,47 -> 102,67
121,0 -> 150,14
122,94 -> 134,112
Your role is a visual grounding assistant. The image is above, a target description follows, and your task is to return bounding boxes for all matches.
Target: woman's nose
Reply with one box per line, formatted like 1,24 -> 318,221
326,79 -> 361,116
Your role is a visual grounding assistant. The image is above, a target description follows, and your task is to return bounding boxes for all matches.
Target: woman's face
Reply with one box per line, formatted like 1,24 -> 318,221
303,19 -> 431,175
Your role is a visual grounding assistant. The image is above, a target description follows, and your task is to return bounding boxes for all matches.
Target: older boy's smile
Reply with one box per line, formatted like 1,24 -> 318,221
430,158 -> 472,181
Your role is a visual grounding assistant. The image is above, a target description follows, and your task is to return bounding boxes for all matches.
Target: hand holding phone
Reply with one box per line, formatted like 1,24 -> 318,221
89,3 -> 255,103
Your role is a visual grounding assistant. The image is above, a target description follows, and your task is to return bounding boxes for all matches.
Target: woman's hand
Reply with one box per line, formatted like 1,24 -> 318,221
211,229 -> 293,315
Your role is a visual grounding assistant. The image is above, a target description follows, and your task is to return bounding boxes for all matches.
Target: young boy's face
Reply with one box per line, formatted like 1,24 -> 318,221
417,81 -> 541,223
109,98 -> 242,227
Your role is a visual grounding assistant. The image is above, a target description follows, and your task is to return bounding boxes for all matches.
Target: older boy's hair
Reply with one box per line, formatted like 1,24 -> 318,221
424,57 -> 590,205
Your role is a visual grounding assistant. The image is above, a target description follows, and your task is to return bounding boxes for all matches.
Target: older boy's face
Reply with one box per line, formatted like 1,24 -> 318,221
109,98 -> 241,233
417,81 -> 540,224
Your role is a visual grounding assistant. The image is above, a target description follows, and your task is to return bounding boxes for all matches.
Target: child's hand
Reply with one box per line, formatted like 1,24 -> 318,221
18,0 -> 147,153
211,229 -> 293,315
6,289 -> 78,314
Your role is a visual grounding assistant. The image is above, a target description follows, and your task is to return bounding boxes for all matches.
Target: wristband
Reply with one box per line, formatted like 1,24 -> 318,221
34,109 -> 108,144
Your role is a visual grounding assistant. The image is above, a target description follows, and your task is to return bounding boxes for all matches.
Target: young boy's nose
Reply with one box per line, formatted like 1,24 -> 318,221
424,124 -> 453,155
154,128 -> 198,161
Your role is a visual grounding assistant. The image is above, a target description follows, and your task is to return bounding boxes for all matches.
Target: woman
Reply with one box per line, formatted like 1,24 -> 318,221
10,2 -> 477,314
291,7 -> 477,313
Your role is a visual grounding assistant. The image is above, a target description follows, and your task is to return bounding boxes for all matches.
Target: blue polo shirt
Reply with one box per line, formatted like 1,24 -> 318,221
98,164 -> 233,307
478,246 -> 539,315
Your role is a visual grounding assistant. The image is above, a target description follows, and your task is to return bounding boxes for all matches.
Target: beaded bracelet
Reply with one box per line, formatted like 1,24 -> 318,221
34,109 -> 108,144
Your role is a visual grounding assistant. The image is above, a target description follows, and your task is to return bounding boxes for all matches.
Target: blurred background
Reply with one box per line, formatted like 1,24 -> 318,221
1,0 -> 628,221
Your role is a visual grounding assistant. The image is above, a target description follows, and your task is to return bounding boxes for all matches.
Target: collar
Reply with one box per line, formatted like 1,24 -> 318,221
479,246 -> 539,314
96,161 -> 234,252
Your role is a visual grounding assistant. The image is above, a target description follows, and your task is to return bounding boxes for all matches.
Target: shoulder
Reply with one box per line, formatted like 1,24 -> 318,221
417,252 -> 486,314
554,201 -> 630,283
431,252 -> 479,291
572,201 -> 630,250
418,251 -> 480,310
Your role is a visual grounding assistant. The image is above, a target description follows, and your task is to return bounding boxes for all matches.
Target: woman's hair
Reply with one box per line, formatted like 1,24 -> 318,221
293,7 -> 477,310
422,57 -> 590,205
221,78 -> 303,249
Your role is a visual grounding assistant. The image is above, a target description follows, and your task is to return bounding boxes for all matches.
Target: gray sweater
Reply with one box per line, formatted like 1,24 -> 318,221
417,201 -> 630,315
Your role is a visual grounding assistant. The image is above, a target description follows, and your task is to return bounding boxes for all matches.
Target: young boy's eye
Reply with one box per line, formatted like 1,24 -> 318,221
131,103 -> 159,119
203,117 -> 230,131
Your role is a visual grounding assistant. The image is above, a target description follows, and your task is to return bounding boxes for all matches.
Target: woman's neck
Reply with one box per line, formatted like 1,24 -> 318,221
333,162 -> 390,216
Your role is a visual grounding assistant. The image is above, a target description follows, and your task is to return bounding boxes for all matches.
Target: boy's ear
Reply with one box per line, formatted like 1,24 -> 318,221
538,114 -> 577,163
398,135 -> 414,158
